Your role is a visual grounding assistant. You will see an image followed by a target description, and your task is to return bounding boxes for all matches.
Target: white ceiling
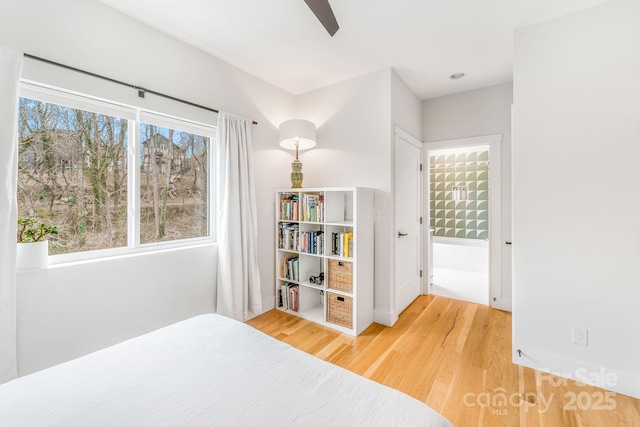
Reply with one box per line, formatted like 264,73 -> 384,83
98,0 -> 611,100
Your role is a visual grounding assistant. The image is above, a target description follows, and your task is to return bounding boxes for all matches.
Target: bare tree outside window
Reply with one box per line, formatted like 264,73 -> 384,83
18,98 -> 128,254
140,123 -> 209,244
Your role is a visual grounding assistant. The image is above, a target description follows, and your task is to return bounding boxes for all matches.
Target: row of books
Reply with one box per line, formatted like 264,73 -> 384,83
331,231 -> 354,258
300,230 -> 324,255
280,225 -> 353,257
279,256 -> 299,281
279,194 -> 299,221
279,194 -> 325,222
278,223 -> 299,251
301,194 -> 324,222
278,283 -> 299,312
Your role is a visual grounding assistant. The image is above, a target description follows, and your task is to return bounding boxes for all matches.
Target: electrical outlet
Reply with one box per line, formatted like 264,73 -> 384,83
572,327 -> 588,346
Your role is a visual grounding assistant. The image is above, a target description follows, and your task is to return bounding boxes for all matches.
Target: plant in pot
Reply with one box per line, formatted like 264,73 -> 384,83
16,217 -> 59,270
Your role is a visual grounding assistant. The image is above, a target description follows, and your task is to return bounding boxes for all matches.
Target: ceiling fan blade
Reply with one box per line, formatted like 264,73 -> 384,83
304,0 -> 339,37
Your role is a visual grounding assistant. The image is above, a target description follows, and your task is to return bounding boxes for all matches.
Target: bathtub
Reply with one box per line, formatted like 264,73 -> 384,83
432,236 -> 488,274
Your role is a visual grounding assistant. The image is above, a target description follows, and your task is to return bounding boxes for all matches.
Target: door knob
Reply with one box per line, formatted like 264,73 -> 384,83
398,232 -> 408,237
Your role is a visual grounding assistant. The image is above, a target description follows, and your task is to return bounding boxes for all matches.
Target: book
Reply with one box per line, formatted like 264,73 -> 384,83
302,194 -> 324,222
281,282 -> 299,312
278,222 -> 299,251
280,194 -> 299,221
331,231 -> 354,257
300,230 -> 324,255
280,256 -> 299,281
344,232 -> 354,257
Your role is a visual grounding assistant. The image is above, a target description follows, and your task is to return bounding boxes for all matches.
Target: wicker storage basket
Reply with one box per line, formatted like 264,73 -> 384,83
326,292 -> 353,329
328,259 -> 353,292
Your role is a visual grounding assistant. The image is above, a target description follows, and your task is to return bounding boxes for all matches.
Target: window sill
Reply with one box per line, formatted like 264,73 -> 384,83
17,240 -> 216,272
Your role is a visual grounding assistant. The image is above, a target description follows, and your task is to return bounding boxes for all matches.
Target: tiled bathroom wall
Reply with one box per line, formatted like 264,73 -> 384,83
429,147 -> 489,240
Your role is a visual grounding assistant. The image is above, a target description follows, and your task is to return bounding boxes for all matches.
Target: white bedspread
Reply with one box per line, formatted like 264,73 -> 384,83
0,314 -> 452,426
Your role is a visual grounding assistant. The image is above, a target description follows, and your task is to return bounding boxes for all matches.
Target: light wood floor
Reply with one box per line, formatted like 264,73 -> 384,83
247,295 -> 640,426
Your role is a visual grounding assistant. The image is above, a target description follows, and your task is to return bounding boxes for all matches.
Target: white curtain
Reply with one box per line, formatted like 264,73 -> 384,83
0,46 -> 23,383
216,112 -> 262,321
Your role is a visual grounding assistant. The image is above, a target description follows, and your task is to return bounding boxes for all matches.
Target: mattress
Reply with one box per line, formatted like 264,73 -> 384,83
0,314 -> 452,426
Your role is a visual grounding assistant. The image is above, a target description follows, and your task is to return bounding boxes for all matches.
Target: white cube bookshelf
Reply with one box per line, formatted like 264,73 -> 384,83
275,187 -> 374,335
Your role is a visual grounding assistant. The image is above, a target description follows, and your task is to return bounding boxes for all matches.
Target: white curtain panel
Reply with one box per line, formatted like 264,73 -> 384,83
0,46 -> 23,384
215,112 -> 262,321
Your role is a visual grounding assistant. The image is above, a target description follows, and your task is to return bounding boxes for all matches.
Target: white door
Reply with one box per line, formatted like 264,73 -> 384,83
395,130 -> 422,315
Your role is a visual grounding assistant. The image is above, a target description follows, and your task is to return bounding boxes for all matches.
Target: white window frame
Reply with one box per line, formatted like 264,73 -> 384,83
19,81 -> 216,265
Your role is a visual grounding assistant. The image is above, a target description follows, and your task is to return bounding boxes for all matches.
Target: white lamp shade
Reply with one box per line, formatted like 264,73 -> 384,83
279,119 -> 316,150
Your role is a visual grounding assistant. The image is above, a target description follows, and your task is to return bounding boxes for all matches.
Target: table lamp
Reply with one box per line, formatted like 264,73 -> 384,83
279,119 -> 316,188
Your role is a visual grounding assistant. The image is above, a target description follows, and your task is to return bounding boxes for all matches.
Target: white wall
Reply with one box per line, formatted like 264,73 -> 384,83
17,246 -> 216,375
295,69 -> 395,323
295,69 -> 422,325
1,0 -> 294,372
513,0 -> 640,398
391,69 -> 423,141
423,82 -> 513,142
423,82 -> 513,308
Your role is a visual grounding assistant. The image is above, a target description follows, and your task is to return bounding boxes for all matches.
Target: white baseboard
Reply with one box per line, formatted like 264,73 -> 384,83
374,309 -> 398,327
491,298 -> 512,312
513,346 -> 640,399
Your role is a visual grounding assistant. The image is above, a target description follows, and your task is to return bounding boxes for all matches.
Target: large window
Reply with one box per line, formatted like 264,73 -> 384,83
17,84 -> 214,261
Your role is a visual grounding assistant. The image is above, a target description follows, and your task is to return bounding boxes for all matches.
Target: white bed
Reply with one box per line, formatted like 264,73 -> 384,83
0,314 -> 452,426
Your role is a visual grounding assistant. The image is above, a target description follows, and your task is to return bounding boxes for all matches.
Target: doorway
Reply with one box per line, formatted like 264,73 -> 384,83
424,135 -> 502,307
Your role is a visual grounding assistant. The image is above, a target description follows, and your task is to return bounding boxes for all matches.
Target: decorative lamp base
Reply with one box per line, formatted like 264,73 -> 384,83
290,159 -> 303,188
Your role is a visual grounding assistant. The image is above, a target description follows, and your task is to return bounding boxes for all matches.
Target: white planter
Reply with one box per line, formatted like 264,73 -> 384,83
16,240 -> 49,270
